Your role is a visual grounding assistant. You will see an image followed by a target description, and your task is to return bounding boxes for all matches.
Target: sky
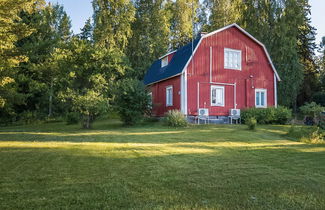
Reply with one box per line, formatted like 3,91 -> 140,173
48,0 -> 325,45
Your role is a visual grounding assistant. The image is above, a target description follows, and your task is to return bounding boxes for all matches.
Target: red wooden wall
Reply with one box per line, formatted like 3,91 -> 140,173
149,26 -> 276,117
149,75 -> 181,117
187,27 -> 276,116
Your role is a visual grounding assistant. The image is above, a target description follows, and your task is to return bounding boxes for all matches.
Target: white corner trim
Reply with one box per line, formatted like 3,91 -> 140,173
210,46 -> 212,83
274,74 -> 278,107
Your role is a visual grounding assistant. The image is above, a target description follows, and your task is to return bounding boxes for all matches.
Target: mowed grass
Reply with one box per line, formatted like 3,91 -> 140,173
0,120 -> 324,209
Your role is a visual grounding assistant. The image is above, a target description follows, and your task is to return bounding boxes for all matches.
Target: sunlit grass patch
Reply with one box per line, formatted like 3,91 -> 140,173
0,120 -> 324,209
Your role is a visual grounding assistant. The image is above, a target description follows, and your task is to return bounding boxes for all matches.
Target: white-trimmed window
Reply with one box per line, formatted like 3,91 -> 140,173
211,85 -> 225,106
166,86 -> 173,106
224,48 -> 242,70
161,56 -> 168,68
148,92 -> 153,108
255,89 -> 267,108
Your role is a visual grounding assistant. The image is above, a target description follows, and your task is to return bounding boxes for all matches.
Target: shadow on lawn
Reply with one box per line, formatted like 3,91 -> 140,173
0,125 -> 294,144
0,143 -> 324,209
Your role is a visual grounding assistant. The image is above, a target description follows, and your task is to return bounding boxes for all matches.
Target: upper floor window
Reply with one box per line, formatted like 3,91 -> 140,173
224,48 -> 242,70
161,56 -> 168,68
166,86 -> 173,106
255,89 -> 267,108
211,85 -> 225,107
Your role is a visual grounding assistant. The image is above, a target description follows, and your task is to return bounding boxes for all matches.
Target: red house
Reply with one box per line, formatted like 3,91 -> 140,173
144,24 -> 280,122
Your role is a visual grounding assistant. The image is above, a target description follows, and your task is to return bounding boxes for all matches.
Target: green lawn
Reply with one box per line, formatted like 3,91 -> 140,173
0,120 -> 324,209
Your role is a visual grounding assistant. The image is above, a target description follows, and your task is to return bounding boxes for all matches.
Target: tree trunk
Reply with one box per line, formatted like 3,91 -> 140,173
82,114 -> 91,129
48,80 -> 53,117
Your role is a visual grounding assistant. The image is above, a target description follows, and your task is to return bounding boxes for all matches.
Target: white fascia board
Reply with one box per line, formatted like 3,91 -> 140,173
158,50 -> 177,60
145,73 -> 182,86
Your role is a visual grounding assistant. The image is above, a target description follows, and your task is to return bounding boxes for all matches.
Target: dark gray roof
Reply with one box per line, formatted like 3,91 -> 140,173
143,37 -> 201,85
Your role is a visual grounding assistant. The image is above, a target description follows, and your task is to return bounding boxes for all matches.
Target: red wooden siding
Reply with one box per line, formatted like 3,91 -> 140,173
187,27 -> 276,116
149,75 -> 181,117
167,52 -> 175,63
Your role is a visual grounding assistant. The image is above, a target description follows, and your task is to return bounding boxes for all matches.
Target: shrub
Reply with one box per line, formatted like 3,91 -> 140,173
246,117 -> 257,130
19,111 -> 38,124
164,110 -> 188,127
287,125 -> 324,144
66,112 -> 80,124
241,106 -> 291,124
300,102 -> 324,125
114,79 -> 151,125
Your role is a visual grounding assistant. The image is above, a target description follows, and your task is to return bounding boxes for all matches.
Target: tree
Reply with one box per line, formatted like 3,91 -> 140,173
126,0 -> 171,79
0,0 -> 45,113
92,0 -> 135,52
79,18 -> 93,41
201,0 -> 243,32
296,0 -> 319,106
169,0 -> 199,49
114,78 -> 151,125
56,38 -> 129,128
15,3 -> 72,118
318,37 -> 325,91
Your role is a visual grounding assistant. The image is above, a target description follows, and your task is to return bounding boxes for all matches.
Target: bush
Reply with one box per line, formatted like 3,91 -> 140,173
114,79 -> 151,125
164,110 -> 188,127
241,106 -> 291,124
300,102 -> 324,125
287,125 -> 325,144
246,117 -> 257,130
66,112 -> 80,125
19,111 -> 38,124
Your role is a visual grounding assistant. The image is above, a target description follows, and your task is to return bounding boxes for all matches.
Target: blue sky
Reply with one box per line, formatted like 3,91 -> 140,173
48,0 -> 325,45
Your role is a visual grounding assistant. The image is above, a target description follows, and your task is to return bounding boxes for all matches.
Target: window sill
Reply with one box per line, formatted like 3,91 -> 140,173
224,67 -> 242,71
255,106 -> 267,108
211,104 -> 225,107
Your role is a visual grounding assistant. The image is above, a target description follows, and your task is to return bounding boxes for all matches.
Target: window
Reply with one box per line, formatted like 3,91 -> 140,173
148,92 -> 153,108
166,86 -> 173,106
211,86 -> 225,106
224,48 -> 242,70
161,56 -> 168,68
255,89 -> 267,108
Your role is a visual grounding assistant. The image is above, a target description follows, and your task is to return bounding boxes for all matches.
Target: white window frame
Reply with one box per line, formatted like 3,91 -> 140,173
166,86 -> 173,106
161,56 -> 168,68
255,89 -> 267,108
211,85 -> 225,107
148,92 -> 153,108
224,48 -> 242,70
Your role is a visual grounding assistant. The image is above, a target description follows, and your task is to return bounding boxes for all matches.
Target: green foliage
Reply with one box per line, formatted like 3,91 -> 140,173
0,0 -> 45,115
312,92 -> 325,106
299,102 -> 324,123
56,38 -> 129,128
66,112 -> 80,125
241,106 -> 292,125
92,0 -> 135,52
245,117 -> 257,130
164,110 -> 188,127
169,0 -> 199,49
20,111 -> 38,125
114,79 -> 151,125
287,125 -> 324,144
126,0 -> 170,79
